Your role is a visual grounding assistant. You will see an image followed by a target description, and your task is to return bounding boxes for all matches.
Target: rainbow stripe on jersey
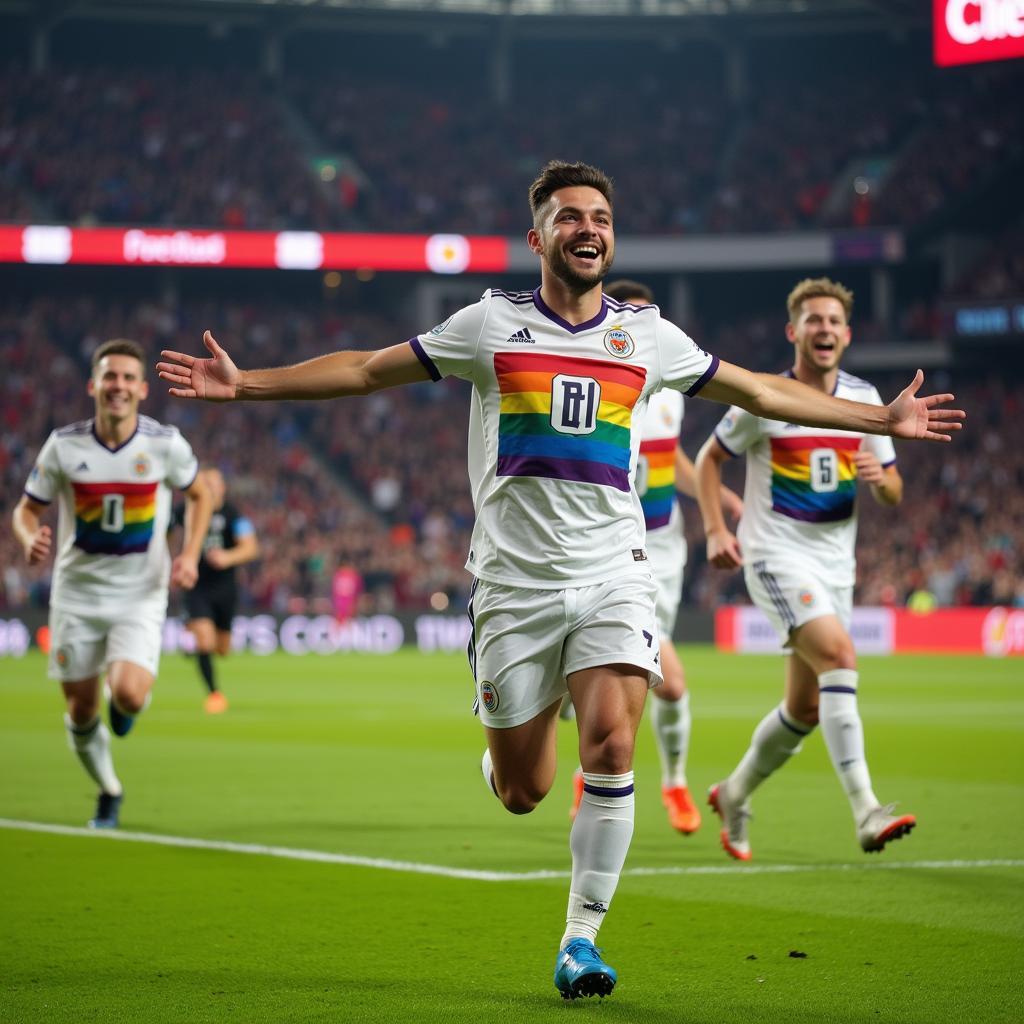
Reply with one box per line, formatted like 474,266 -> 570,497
638,437 -> 676,530
494,352 -> 646,492
770,436 -> 859,523
72,481 -> 158,555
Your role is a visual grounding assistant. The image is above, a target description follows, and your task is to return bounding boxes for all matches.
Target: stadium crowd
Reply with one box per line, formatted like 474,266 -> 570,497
2,57 -> 1021,236
2,294 -> 1020,617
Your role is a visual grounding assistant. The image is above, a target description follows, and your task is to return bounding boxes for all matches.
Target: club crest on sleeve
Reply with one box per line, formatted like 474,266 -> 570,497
479,681 -> 499,713
430,316 -> 454,336
603,327 -> 635,359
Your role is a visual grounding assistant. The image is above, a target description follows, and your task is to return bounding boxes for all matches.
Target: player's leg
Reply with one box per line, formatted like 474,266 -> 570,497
104,609 -> 163,737
708,563 -> 816,860
649,639 -> 700,834
482,699 -> 562,813
186,615 -> 218,694
50,610 -> 123,826
553,575 -> 660,999
203,589 -> 236,713
790,614 -> 915,852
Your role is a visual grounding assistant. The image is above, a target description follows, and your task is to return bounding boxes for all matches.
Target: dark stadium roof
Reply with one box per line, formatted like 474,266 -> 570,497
1,0 -> 927,38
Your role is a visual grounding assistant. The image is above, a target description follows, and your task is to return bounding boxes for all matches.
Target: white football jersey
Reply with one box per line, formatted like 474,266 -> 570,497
24,415 -> 199,615
412,288 -> 716,588
714,369 -> 896,587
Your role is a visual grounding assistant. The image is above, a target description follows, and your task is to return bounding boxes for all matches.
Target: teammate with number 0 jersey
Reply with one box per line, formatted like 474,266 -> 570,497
13,338 -> 211,830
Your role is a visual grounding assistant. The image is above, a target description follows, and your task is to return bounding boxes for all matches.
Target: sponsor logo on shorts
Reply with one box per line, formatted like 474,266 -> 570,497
480,681 -> 499,713
55,646 -> 70,668
632,548 -> 647,562
799,589 -> 815,607
133,452 -> 151,476
603,327 -> 635,359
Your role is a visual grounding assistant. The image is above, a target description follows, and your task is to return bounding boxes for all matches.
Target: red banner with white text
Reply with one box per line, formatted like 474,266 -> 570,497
716,606 -> 1024,656
0,225 -> 509,274
933,0 -> 1024,67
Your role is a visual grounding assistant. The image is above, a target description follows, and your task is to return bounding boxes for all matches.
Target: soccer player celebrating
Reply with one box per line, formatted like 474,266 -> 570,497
157,163 -> 962,1000
695,277 -> 916,860
174,467 -> 260,713
567,279 -> 743,836
13,339 -> 211,829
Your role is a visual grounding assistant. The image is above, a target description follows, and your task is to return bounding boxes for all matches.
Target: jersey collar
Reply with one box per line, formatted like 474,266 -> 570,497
532,287 -> 609,335
91,418 -> 140,454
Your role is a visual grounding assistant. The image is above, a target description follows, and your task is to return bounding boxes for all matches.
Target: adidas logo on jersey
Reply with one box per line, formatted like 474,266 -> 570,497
76,461 -> 90,471
506,328 -> 535,344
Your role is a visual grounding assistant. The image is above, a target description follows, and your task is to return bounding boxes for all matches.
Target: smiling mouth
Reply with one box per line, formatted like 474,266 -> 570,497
568,244 -> 601,263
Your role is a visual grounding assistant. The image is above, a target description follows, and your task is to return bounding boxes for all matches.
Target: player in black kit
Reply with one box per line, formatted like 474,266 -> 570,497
176,467 -> 259,712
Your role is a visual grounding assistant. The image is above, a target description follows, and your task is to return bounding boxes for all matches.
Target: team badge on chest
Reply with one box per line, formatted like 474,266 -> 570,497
603,327 -> 635,359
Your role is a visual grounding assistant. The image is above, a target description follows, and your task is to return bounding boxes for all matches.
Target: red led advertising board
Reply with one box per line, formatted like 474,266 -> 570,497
934,0 -> 1024,67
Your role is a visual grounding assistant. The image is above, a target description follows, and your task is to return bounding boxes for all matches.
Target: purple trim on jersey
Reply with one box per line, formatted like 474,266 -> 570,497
496,454 -> 629,492
408,337 -> 442,382
532,288 -> 609,335
819,685 -> 857,695
778,504 -> 855,524
713,431 -> 738,458
490,289 -> 534,304
881,458 -> 897,468
91,420 -> 140,455
583,782 -> 635,798
777,708 -> 812,736
23,490 -> 51,506
604,296 -> 655,313
686,354 -> 720,396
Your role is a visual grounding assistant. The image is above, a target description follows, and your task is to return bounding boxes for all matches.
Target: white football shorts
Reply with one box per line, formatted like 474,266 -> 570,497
743,559 -> 853,646
48,605 -> 165,682
467,573 -> 663,729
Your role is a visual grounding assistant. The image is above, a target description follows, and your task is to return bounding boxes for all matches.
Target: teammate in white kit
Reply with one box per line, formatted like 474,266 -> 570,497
13,339 -> 212,829
156,164 -> 962,1000
695,277 -> 916,860
567,279 -> 742,836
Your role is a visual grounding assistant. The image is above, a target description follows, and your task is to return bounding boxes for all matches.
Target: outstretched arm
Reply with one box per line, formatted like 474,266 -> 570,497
157,330 -> 431,402
694,436 -> 743,569
674,445 -> 743,521
699,363 -> 964,441
171,473 -> 214,589
12,496 -> 53,565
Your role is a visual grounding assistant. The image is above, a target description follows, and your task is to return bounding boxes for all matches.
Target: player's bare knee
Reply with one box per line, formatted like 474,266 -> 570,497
582,729 -> 636,776
497,782 -> 544,815
66,694 -> 100,724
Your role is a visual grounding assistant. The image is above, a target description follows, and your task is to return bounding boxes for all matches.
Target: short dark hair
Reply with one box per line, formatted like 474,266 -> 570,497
604,279 -> 654,304
528,160 -> 614,226
91,338 -> 147,376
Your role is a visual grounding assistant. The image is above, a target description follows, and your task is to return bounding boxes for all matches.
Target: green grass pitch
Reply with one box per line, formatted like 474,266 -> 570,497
1,647 -> 1021,1023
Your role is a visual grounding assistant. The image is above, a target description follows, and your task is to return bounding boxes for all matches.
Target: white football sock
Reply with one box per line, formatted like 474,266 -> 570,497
480,748 -> 498,798
65,714 -> 122,796
818,669 -> 878,821
561,771 -> 634,948
728,703 -> 812,804
649,690 -> 691,788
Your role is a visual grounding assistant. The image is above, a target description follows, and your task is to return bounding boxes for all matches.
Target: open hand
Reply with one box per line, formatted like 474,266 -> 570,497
25,524 -> 52,564
157,331 -> 239,402
707,527 -> 743,570
886,370 -> 965,441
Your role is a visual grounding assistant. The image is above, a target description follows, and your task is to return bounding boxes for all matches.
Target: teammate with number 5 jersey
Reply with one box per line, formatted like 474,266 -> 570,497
696,277 -> 917,862
12,338 -> 212,830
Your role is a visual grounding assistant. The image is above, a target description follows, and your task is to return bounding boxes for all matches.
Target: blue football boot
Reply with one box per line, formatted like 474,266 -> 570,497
553,938 -> 617,1000
108,700 -> 135,738
88,792 -> 123,829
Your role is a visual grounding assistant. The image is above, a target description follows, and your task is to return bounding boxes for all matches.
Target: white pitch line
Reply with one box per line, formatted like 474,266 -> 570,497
2,818 -> 1022,881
